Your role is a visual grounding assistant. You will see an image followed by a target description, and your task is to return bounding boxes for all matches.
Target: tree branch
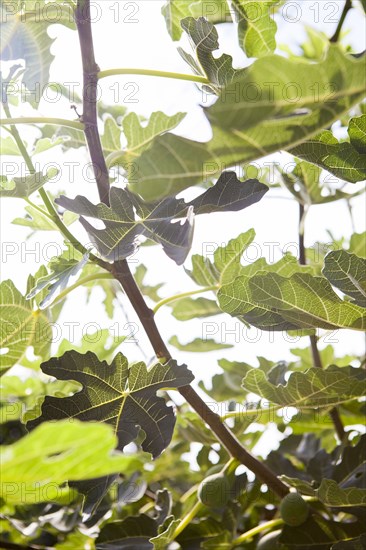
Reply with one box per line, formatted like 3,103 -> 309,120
74,0 -> 289,499
298,203 -> 346,442
330,0 -> 352,43
75,0 -> 110,205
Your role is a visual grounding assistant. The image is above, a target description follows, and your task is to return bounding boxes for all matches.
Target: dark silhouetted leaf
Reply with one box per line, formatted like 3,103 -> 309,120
96,514 -> 157,550
27,351 -> 194,458
56,172 -> 267,264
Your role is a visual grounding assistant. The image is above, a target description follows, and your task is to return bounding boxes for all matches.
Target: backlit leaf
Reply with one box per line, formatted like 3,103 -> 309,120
323,250 -> 366,307
179,17 -> 245,90
242,365 -> 366,408
169,335 -> 232,352
27,351 -> 194,458
231,0 -> 277,58
170,297 -> 221,320
0,168 -> 58,198
0,280 -> 52,374
317,479 -> 366,507
1,420 -> 143,505
291,115 -> 366,183
207,48 -> 366,131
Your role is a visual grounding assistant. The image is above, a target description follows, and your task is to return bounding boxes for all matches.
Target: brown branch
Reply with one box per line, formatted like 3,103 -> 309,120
330,0 -> 353,43
75,0 -> 110,205
298,204 -> 346,442
74,0 -> 289,498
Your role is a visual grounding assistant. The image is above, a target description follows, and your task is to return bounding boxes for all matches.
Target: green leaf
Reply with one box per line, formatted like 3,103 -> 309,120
56,329 -> 126,363
108,111 -> 186,168
134,61 -> 365,198
96,515 -> 157,550
0,11 -> 55,107
0,280 -> 52,374
27,351 -> 194,458
349,232 -> 366,258
134,264 -> 164,302
162,0 -> 230,41
332,535 -> 366,550
242,365 -> 366,408
0,168 -> 58,198
231,0 -> 277,58
169,335 -> 232,352
26,247 -> 90,309
291,115 -> 366,183
170,297 -> 221,320
323,250 -> 366,307
56,172 -> 267,264
247,272 -> 366,330
279,159 -> 357,205
349,114 -> 366,153
150,516 -> 180,550
101,118 -> 122,156
130,133 -> 215,199
33,136 -> 68,155
186,229 -> 258,287
281,515 -> 366,548
0,420 -> 143,504
207,48 -> 366,131
179,17 -> 245,90
317,479 -> 366,507
199,358 -> 254,401
0,136 -> 22,155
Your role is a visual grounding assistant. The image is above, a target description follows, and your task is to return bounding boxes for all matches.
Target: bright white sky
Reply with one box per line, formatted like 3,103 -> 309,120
1,1 -> 365,396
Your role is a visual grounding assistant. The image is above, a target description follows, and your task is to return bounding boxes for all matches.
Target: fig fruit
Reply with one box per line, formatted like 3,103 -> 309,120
197,473 -> 230,508
280,492 -> 309,526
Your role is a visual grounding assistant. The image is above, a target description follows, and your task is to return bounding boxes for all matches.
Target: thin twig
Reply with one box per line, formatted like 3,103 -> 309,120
330,0 -> 353,43
298,203 -> 346,442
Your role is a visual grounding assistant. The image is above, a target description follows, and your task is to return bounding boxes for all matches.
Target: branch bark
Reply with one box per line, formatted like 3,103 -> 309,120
74,0 -> 289,499
330,0 -> 353,43
298,204 -> 346,442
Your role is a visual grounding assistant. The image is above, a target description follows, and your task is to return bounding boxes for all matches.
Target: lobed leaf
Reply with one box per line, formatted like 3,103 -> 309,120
0,168 -> 58,198
291,115 -> 366,183
317,479 -> 366,508
27,350 -> 194,458
0,280 -> 52,374
26,246 -> 90,309
207,48 -> 366,131
242,365 -> 366,408
0,420 -> 143,505
56,172 -> 267,264
179,17 -> 245,90
169,335 -> 232,352
231,0 -> 277,58
323,250 -> 366,307
170,297 -> 221,321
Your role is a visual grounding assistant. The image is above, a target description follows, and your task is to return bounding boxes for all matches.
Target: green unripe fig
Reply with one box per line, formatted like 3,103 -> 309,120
197,472 -> 230,508
280,492 -> 309,526
257,529 -> 282,550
